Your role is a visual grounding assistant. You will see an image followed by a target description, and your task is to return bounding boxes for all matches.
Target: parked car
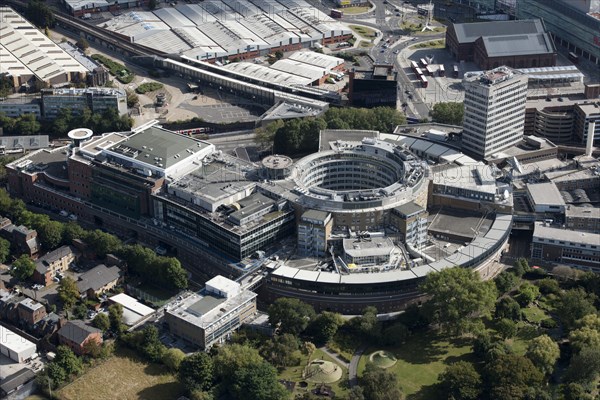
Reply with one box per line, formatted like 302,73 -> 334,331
59,210 -> 69,217
68,214 -> 78,221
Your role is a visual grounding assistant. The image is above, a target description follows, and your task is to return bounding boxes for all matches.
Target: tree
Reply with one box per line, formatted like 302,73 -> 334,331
568,326 -> 600,354
213,343 -> 263,384
73,303 -> 88,320
526,334 -> 560,375
25,1 -> 55,29
309,311 -> 344,344
179,352 -> 214,392
562,383 -> 594,400
484,353 -> 544,400
10,255 -> 36,280
348,386 -> 365,400
380,323 -> 410,346
261,333 -> 301,368
16,114 -> 41,135
76,37 -> 89,51
85,229 -> 122,258
494,271 -> 519,294
495,297 -> 521,321
268,297 -> 316,335
190,390 -> 214,400
254,120 -> 283,150
0,237 -> 10,263
554,288 -> 597,331
46,362 -> 67,387
55,345 -> 83,376
37,220 -> 64,250
58,277 -> 80,309
231,360 -> 288,400
517,282 -> 540,306
92,313 -> 110,332
536,278 -> 560,295
552,265 -> 579,280
148,0 -> 157,10
126,90 -> 139,108
430,102 -> 464,125
162,348 -> 186,371
420,267 -> 497,335
140,325 -> 166,362
564,346 -> 600,384
62,222 -> 85,245
438,361 -> 482,400
361,363 -> 404,400
108,303 -> 124,334
496,318 -> 517,339
160,257 -> 188,289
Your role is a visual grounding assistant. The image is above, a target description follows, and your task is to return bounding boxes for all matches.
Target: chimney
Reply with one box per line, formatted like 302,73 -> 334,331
586,121 -> 595,157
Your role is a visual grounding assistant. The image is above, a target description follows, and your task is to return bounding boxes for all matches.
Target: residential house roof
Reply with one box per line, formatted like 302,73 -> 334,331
76,264 -> 120,293
57,320 -> 101,345
35,245 -> 75,274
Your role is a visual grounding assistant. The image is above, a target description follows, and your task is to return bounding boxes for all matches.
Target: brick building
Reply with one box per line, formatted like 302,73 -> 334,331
446,19 -> 557,69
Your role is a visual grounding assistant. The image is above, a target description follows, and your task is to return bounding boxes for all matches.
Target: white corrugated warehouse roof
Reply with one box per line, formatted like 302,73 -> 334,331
0,7 -> 88,82
288,51 -> 344,70
271,59 -> 327,81
224,62 -> 312,85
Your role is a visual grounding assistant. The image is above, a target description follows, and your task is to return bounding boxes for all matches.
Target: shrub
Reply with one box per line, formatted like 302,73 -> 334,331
135,82 -> 164,94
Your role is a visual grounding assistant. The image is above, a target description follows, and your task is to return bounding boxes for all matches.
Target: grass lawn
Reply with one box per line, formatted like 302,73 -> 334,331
410,39 -> 445,49
522,304 -> 549,324
358,332 -> 474,399
278,349 -> 349,399
359,40 -> 373,48
328,331 -> 361,363
339,6 -> 371,14
507,322 -> 544,355
56,347 -> 184,400
349,25 -> 377,39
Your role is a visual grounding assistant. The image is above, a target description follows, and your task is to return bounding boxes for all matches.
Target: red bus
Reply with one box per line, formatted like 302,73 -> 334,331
420,75 -> 428,88
439,65 -> 445,77
330,9 -> 343,18
425,65 -> 435,76
410,60 -> 419,72
420,58 -> 428,67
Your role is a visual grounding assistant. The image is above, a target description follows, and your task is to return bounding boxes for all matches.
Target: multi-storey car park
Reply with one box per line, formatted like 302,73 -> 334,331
6,123 -> 515,313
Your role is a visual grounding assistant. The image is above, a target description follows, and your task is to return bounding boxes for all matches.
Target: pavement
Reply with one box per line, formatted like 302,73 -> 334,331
319,346 -> 350,369
349,344 -> 367,388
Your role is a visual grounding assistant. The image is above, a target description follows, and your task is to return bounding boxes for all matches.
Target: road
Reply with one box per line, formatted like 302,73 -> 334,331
349,345 -> 367,388
311,0 -> 444,118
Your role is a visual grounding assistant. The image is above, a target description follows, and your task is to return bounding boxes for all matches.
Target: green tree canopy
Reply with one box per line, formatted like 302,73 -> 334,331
495,297 -> 521,321
429,102 -> 464,125
526,334 -> 560,375
517,282 -> 540,306
108,303 -> 124,334
58,277 -> 80,309
10,255 -> 36,280
361,363 -> 404,400
438,361 -> 482,400
37,220 -> 64,250
231,360 -> 288,400
484,353 -> 544,400
494,271 -> 519,294
55,345 -> 83,376
162,348 -> 186,372
179,352 -> 214,393
420,267 -> 497,335
496,318 -> 517,339
92,313 -> 110,332
555,288 -> 597,331
260,333 -> 301,368
564,346 -> 600,384
25,1 -> 55,28
309,311 -> 344,344
0,237 -> 10,264
213,343 -> 263,384
268,297 -> 316,335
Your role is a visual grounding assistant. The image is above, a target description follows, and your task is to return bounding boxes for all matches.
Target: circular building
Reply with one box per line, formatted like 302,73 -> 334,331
262,154 -> 293,180
67,128 -> 93,147
285,138 -> 429,230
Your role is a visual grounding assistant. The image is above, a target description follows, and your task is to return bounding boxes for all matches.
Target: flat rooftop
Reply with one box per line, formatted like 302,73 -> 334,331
107,126 -> 212,169
428,208 -> 494,241
167,289 -> 256,329
566,206 -> 600,219
527,182 -> 566,207
533,222 -> 600,247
